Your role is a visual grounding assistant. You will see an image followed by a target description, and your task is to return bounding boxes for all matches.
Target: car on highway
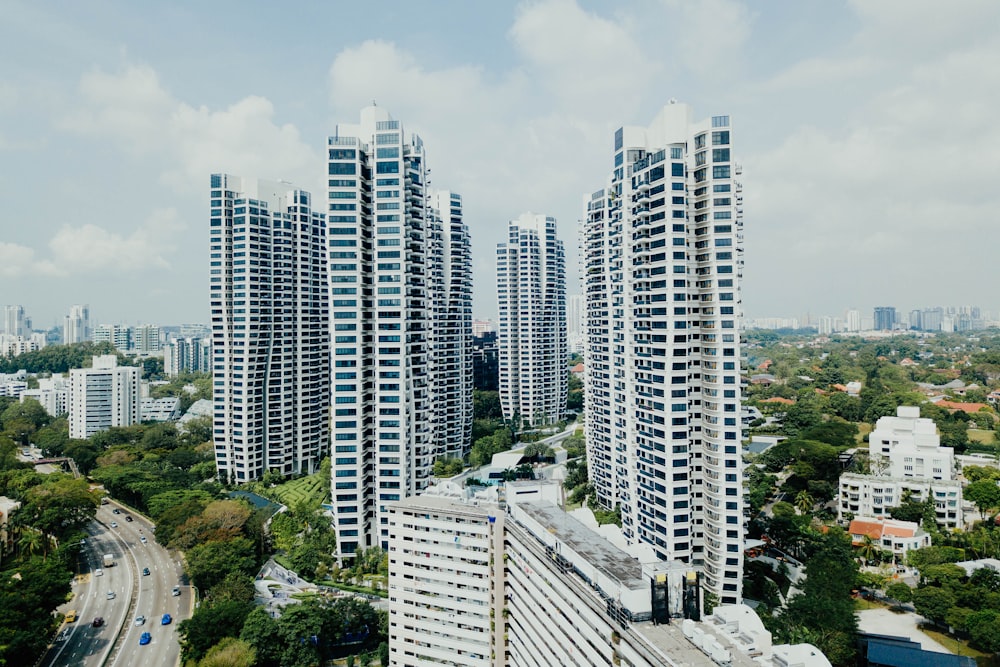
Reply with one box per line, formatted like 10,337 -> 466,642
142,567 -> 150,576
94,568 -> 103,577
139,632 -> 151,645
106,591 -> 115,600
110,522 -> 118,528
65,610 -> 77,623
134,615 -> 145,626
140,536 -> 147,544
112,508 -> 120,514
92,617 -> 104,628
124,515 -> 133,522
172,586 -> 180,596
161,614 -> 172,625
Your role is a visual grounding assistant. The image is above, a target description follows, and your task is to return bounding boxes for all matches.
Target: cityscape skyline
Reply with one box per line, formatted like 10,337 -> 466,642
3,2 -> 999,326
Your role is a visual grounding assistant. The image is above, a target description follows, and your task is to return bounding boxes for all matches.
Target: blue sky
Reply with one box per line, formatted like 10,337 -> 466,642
2,0 -> 998,328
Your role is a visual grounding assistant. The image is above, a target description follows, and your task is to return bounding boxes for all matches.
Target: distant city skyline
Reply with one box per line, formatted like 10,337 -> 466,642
3,2 -> 999,325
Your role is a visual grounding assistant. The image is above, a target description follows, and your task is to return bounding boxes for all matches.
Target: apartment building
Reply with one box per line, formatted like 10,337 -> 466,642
210,174 -> 330,483
64,304 -> 91,344
497,213 -> 567,427
326,107 -> 473,560
3,305 -> 27,337
838,473 -> 964,530
132,324 -> 161,354
21,374 -> 68,416
386,483 -> 829,667
163,337 -> 211,376
68,355 -> 140,439
582,102 -> 744,603
869,406 -> 953,479
92,324 -> 131,352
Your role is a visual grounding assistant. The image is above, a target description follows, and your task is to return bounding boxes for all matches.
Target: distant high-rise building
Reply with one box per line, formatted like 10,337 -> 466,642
583,102 -> 744,604
132,324 -> 161,354
68,355 -> 140,439
326,107 -> 473,559
845,309 -> 861,332
471,319 -> 496,337
163,337 -> 211,376
4,306 -> 27,337
497,213 -> 567,428
909,309 -> 922,331
873,306 -> 896,331
210,174 -> 330,483
472,332 -> 499,392
567,294 -> 585,354
64,304 -> 91,344
93,324 -> 131,351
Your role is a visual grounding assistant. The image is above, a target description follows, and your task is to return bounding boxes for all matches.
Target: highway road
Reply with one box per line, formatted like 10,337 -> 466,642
44,502 -> 190,667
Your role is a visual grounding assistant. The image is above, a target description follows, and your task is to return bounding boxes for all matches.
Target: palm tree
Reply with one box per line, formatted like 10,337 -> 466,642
19,529 -> 43,558
857,534 -> 879,565
795,490 -> 814,515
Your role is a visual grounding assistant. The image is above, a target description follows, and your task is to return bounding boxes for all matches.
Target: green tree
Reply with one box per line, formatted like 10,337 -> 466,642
885,581 -> 913,604
912,586 -> 956,626
856,535 -> 879,565
198,637 -> 256,667
963,479 -> 1000,520
185,537 -> 258,592
22,474 -> 100,542
239,607 -> 283,667
794,490 -> 814,515
179,599 -> 255,662
966,609 -> 1000,653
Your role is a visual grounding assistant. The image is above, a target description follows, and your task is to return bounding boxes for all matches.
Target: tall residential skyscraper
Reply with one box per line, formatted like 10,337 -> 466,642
68,355 -> 140,439
64,304 -> 91,344
210,174 -> 330,483
497,213 -> 567,427
4,306 -> 27,337
844,308 -> 861,333
92,324 -> 131,351
583,102 -> 744,604
132,324 -> 161,354
163,337 -> 211,376
326,107 -> 473,560
873,306 -> 896,331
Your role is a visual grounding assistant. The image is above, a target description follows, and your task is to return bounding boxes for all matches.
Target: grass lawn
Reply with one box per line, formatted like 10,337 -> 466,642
918,625 -> 990,661
271,471 -> 328,508
856,422 -> 872,444
853,597 -> 885,611
968,429 -> 997,445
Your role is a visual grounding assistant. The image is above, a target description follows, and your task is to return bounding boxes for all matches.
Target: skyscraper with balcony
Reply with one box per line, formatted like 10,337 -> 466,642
68,355 -> 140,439
210,174 -> 330,483
497,214 -> 567,427
583,101 -> 744,604
326,107 -> 473,560
64,304 -> 91,344
874,306 -> 896,331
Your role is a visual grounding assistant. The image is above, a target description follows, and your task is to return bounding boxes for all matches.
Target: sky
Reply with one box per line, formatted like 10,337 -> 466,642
1,0 -> 999,329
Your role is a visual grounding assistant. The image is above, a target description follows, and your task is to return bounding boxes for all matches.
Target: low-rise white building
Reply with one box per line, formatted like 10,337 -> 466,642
839,472 -> 964,529
20,374 -> 68,417
847,517 -> 931,561
140,397 -> 181,422
869,406 -> 953,479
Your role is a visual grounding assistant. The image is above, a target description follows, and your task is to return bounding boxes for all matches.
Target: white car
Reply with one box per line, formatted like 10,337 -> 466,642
94,569 -> 103,577
134,615 -> 145,626
140,536 -> 147,544
110,522 -> 118,528
106,591 -> 116,600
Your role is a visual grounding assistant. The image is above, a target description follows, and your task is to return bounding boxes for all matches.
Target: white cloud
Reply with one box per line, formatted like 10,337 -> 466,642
1,209 -> 184,278
61,64 -> 319,191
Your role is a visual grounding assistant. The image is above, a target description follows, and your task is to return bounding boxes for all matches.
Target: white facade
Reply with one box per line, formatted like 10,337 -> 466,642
21,374 -> 68,416
839,472 -> 964,530
567,294 -> 585,354
583,102 -> 744,604
869,406 -> 954,479
68,355 -> 140,439
92,324 -> 131,351
497,213 -> 567,427
387,484 -> 828,667
132,324 -> 161,354
327,107 -> 473,560
0,333 -> 46,357
163,337 -> 211,376
140,397 -> 181,422
3,305 -> 27,337
210,174 -> 330,482
64,304 -> 91,344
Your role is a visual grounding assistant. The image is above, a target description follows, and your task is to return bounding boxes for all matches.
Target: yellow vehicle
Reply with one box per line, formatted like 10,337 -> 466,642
65,610 -> 77,623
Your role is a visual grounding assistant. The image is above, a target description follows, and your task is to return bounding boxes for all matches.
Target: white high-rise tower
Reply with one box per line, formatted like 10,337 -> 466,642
583,102 -> 744,604
209,174 -> 330,483
497,213 -> 567,427
326,107 -> 473,560
64,305 -> 90,344
4,305 -> 27,337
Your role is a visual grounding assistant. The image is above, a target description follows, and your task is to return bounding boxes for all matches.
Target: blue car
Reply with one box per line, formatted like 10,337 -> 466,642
139,632 -> 151,645
161,614 -> 171,625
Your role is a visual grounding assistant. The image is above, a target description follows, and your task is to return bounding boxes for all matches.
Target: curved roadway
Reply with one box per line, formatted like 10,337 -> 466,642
44,502 -> 190,667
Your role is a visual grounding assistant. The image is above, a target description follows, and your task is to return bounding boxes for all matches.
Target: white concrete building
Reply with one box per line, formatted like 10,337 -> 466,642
326,107 -> 473,560
20,374 -> 68,416
0,333 -> 46,357
497,213 -> 567,427
848,517 -> 932,561
92,324 -> 131,352
68,355 -> 140,439
386,483 -> 829,667
64,304 -> 91,344
163,337 -> 211,376
132,324 -> 161,354
839,472 -> 964,529
3,305 -> 27,337
210,174 -> 330,482
140,397 -> 181,422
869,406 -> 954,479
582,102 -> 744,604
